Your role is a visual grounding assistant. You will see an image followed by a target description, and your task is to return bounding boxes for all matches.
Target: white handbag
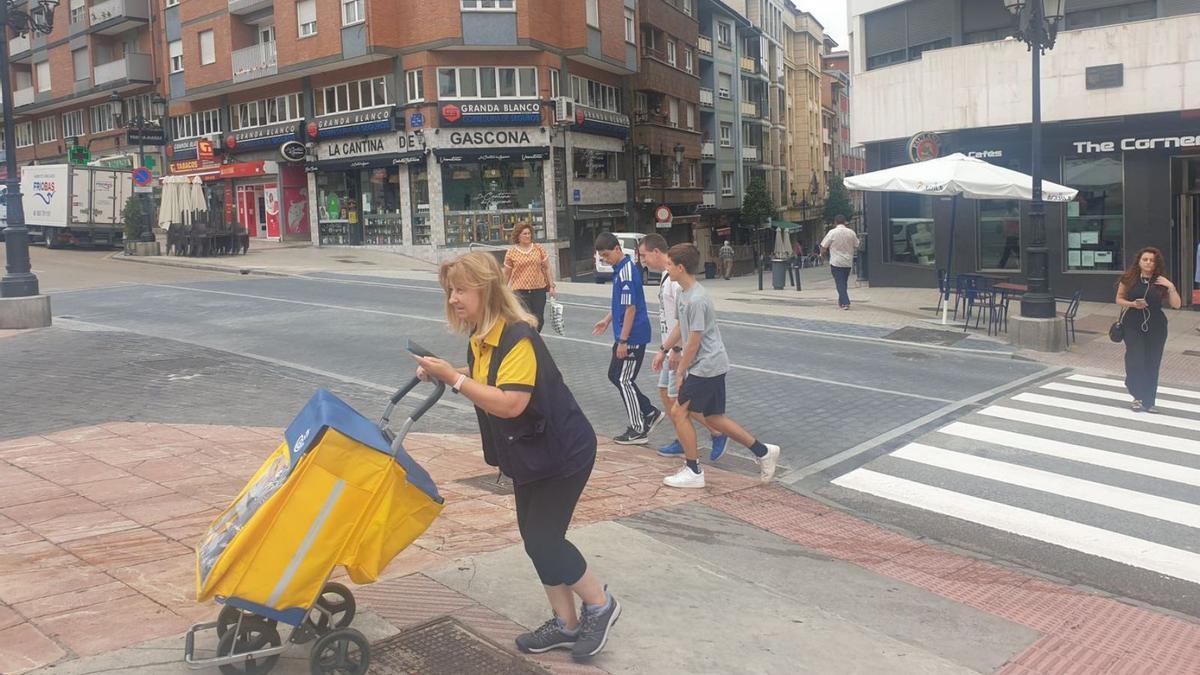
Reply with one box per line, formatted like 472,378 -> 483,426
549,298 -> 565,336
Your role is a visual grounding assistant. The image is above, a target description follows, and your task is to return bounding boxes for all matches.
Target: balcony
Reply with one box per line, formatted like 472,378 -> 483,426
9,33 -> 31,62
739,56 -> 756,73
232,43 -> 278,83
229,0 -> 274,15
89,0 -> 150,36
698,35 -> 712,56
13,87 -> 34,108
93,53 -> 153,86
701,141 -> 714,158
699,88 -> 714,107
740,101 -> 757,117
741,146 -> 759,161
701,191 -> 717,208
636,177 -> 702,205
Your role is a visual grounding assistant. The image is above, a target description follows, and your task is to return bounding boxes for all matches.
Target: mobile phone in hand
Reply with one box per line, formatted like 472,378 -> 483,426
406,339 -> 438,359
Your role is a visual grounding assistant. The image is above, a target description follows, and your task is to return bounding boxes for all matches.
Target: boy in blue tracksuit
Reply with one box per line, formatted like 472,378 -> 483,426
592,232 -> 662,444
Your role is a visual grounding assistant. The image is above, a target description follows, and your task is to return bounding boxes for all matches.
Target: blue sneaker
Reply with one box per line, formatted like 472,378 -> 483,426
657,440 -> 683,457
709,434 -> 729,462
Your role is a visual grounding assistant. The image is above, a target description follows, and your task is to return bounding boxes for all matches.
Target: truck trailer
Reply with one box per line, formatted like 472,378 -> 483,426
20,165 -> 133,248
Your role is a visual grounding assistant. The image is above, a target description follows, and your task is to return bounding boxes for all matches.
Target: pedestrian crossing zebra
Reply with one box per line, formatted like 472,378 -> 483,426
831,373 -> 1200,586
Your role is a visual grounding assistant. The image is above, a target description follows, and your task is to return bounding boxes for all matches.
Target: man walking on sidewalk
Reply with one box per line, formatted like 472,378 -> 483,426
592,232 -> 661,444
821,215 -> 860,310
637,234 -> 729,461
719,240 -> 736,280
659,243 -> 780,489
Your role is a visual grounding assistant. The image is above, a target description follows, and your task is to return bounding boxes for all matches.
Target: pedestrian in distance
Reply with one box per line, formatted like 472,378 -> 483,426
504,222 -> 555,333
821,215 -> 860,310
636,234 -> 729,461
719,240 -> 736,280
659,243 -> 781,489
1116,247 -> 1181,413
412,252 -> 620,662
592,232 -> 662,445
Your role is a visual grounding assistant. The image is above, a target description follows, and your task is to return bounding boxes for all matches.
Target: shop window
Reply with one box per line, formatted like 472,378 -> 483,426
886,193 -> 935,266
442,157 -> 545,245
439,67 -> 537,100
1063,156 -> 1123,272
317,77 -> 388,117
977,200 -> 1020,271
411,167 -> 431,245
316,168 -> 403,245
573,149 -> 622,181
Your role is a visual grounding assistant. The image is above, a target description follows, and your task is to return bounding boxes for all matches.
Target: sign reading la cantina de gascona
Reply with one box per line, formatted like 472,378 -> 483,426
316,132 -> 425,161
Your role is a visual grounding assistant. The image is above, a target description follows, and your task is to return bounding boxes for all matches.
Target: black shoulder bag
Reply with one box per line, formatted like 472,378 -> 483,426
1109,282 -> 1150,343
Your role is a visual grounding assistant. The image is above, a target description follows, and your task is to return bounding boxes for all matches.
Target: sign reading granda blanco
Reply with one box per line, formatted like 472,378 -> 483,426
1073,135 -> 1200,154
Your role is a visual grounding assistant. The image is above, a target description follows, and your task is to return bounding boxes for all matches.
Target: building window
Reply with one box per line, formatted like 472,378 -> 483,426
550,69 -> 559,99
199,30 -> 215,65
405,69 -> 424,103
234,93 -> 304,130
717,22 -> 732,48
683,48 -> 693,74
439,66 -> 538,99
172,109 -> 222,140
586,0 -> 598,28
719,122 -> 732,146
1065,1 -> 1156,31
1063,156 -> 1123,272
718,72 -> 732,99
721,171 -> 734,196
573,149 -> 622,180
169,40 -> 183,73
166,0 -> 179,6
72,48 -> 89,82
688,161 -> 697,187
624,9 -> 635,43
69,0 -> 85,23
887,193 -> 935,266
666,39 -> 676,66
62,110 -> 85,138
570,75 -> 620,112
977,200 -> 1021,271
317,77 -> 388,116
298,0 -> 317,37
35,60 -> 50,92
15,122 -> 34,148
36,117 -> 56,144
685,103 -> 694,130
342,0 -> 365,26
667,98 -> 678,127
90,104 -> 114,133
460,0 -> 514,9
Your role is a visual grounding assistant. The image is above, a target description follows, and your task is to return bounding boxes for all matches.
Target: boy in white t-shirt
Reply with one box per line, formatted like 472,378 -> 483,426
637,234 -> 728,461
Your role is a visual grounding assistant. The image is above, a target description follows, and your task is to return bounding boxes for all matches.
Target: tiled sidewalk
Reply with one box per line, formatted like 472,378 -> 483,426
0,423 -> 755,674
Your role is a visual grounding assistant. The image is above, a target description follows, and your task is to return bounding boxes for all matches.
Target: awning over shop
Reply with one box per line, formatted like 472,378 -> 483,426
770,219 -> 802,231
434,147 -> 551,163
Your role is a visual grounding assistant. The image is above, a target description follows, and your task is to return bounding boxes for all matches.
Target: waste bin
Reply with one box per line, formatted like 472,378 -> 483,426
771,258 -> 788,290
704,262 -> 717,279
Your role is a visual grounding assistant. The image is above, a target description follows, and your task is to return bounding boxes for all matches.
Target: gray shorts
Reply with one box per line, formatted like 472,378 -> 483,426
657,365 -> 678,398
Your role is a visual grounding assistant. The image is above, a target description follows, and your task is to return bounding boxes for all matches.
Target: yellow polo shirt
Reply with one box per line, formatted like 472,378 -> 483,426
470,319 -> 538,391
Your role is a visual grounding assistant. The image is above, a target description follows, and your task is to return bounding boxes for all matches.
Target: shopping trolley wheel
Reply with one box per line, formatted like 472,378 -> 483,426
296,582 -> 357,644
309,627 -> 370,675
216,605 -> 278,640
217,620 -> 282,675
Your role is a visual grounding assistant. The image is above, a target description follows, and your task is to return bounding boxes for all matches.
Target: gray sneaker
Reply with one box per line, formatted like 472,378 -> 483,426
515,617 -> 576,654
571,593 -> 621,661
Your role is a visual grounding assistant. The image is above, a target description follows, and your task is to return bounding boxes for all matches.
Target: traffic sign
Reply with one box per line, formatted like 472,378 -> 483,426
409,112 -> 424,129
654,204 -> 673,229
132,167 -> 154,187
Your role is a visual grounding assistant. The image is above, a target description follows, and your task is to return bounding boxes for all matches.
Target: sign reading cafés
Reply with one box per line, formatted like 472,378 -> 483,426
1073,135 -> 1200,154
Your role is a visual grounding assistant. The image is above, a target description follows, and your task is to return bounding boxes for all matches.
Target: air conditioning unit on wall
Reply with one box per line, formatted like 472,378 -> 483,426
554,97 -> 576,125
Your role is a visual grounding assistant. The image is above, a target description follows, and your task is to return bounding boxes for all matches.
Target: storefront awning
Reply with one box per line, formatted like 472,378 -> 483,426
770,219 -> 802,231
434,147 -> 551,163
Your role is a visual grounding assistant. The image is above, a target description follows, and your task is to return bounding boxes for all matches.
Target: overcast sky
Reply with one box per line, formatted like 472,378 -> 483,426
806,0 -> 850,48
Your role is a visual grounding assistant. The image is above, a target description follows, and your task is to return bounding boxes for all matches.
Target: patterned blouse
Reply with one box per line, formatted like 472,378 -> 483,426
505,244 -> 550,291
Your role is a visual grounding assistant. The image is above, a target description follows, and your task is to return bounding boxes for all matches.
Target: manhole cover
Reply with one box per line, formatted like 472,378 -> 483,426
456,472 -> 513,496
369,617 -> 549,675
883,326 -> 968,347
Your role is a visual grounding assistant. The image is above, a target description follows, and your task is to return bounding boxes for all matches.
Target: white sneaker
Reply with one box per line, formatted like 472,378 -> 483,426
757,444 -> 780,483
663,465 -> 705,489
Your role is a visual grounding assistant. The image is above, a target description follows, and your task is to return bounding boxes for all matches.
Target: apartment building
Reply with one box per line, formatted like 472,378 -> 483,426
850,0 -> 1200,301
163,0 -> 635,274
4,0 -> 165,175
781,6 -> 824,240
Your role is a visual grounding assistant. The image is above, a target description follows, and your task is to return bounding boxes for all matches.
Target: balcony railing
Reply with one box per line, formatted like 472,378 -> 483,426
94,53 -> 153,85
701,191 -> 717,207
89,0 -> 150,35
232,43 -> 278,83
701,141 -> 714,158
741,146 -> 759,161
13,87 -> 34,108
698,35 -> 712,56
740,101 -> 758,117
229,0 -> 274,14
9,33 -> 30,57
739,56 -> 756,73
699,88 -> 714,107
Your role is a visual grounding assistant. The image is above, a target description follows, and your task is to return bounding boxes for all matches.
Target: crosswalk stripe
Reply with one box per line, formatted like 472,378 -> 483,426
939,422 -> 1200,488
832,469 -> 1200,585
891,443 -> 1200,528
1065,374 -> 1200,401
1012,393 -> 1200,433
978,406 -> 1200,456
1041,382 -> 1200,415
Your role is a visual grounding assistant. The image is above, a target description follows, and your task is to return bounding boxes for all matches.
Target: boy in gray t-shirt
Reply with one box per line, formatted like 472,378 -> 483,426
659,244 -> 780,490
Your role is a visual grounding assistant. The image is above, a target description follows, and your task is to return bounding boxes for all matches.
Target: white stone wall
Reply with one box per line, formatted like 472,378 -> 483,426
850,13 -> 1200,144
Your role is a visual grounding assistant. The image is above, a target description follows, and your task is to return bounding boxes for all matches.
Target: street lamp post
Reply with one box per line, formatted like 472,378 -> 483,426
110,91 -> 167,243
1,0 -> 58,299
1006,0 -> 1065,319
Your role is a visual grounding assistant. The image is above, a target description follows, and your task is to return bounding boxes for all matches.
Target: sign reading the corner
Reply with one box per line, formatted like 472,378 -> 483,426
1073,135 -> 1200,154
440,100 -> 542,127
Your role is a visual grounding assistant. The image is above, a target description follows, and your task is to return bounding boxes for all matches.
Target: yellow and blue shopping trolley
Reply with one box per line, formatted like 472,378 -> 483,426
184,378 -> 445,675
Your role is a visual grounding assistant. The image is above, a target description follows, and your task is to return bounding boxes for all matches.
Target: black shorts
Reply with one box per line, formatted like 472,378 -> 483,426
677,373 -> 726,416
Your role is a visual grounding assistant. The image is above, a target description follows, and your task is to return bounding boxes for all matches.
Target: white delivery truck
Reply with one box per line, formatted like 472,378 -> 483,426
20,164 -> 134,248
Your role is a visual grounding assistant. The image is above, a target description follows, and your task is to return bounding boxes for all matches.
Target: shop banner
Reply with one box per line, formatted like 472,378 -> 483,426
225,122 -> 301,152
315,107 -> 397,140
434,147 -> 551,164
439,100 -> 542,127
309,153 -> 427,173
572,107 -> 631,139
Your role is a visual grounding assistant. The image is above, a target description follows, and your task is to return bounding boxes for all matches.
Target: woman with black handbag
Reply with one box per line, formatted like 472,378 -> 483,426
1116,247 -> 1181,413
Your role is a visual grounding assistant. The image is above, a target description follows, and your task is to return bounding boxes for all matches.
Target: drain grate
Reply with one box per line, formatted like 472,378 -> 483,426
456,472 -> 514,496
369,617 -> 549,675
883,326 -> 968,347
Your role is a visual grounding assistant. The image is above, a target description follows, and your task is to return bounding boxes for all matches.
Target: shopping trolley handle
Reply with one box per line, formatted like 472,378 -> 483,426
380,377 -> 446,450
